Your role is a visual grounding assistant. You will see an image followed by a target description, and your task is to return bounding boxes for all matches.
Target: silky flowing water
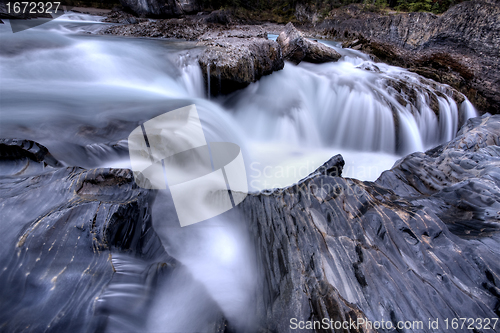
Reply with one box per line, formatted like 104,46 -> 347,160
0,13 -> 477,332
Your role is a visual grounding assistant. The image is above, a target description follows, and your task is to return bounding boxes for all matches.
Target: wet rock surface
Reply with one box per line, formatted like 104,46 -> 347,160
239,115 -> 500,332
0,143 -> 174,332
103,20 -> 286,95
277,22 -> 341,65
1,116 -> 499,332
198,28 -> 284,95
0,139 -> 61,166
317,1 -> 500,114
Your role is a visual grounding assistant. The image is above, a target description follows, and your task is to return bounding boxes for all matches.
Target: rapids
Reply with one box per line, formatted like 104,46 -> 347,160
0,13 -> 477,332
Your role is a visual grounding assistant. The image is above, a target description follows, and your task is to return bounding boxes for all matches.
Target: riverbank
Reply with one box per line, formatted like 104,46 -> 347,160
99,1 -> 499,114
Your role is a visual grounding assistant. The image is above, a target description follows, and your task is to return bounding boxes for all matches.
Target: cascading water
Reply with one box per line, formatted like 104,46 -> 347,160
207,63 -> 211,99
218,54 -> 475,186
0,13 -> 477,333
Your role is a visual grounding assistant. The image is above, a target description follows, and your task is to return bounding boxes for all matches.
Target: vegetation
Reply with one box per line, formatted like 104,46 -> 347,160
61,0 -> 464,18
201,0 -> 465,18
62,0 -> 120,9
394,0 -> 462,12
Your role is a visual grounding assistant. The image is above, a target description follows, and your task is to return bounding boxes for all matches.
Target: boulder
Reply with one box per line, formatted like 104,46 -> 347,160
0,139 -> 60,166
276,22 -> 341,65
198,35 -> 284,95
0,140 -> 225,332
0,157 -> 171,331
238,115 -> 500,332
204,9 -> 233,25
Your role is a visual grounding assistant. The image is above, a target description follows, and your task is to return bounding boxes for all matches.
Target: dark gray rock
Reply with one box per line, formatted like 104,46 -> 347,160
0,140 -> 173,332
316,1 -> 500,114
102,7 -> 147,24
118,0 -> 200,17
0,139 -> 61,167
239,115 -> 500,332
277,22 -> 341,65
1,116 -> 499,332
204,9 -> 233,25
0,139 -> 62,176
198,33 -> 284,95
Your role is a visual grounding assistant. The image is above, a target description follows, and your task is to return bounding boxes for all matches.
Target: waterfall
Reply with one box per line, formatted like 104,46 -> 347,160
221,60 -> 475,156
218,65 -> 221,95
460,100 -> 478,125
178,54 -> 205,99
0,18 -> 477,185
207,63 -> 211,99
0,13 -> 481,333
438,96 -> 458,142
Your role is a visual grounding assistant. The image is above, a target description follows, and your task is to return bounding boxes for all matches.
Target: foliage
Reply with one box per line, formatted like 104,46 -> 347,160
199,0 -> 464,21
388,0 -> 463,13
60,0 -> 464,16
363,0 -> 388,12
62,0 -> 121,9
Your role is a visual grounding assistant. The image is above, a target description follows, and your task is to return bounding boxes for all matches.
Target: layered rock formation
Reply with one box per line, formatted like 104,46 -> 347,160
316,1 -> 500,114
1,115 -> 499,332
119,0 -> 200,17
198,29 -> 284,95
101,15 -> 211,40
0,140 -> 173,332
277,22 -> 341,65
239,115 -> 500,332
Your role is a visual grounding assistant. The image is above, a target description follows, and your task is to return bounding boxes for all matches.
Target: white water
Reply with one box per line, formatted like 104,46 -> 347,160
0,15 -> 477,186
218,52 -> 476,185
0,14 -> 478,332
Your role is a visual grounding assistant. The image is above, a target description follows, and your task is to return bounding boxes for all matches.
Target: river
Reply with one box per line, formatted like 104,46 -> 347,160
0,13 -> 478,332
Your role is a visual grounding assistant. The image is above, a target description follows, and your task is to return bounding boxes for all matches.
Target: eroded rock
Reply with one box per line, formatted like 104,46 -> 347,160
0,142 -> 171,332
1,115 -> 499,332
317,1 -> 500,114
240,115 -> 500,332
0,139 -> 61,175
198,34 -> 284,95
277,22 -> 341,65
118,0 -> 200,17
101,16 -> 210,40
